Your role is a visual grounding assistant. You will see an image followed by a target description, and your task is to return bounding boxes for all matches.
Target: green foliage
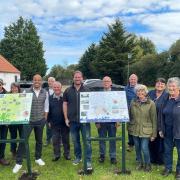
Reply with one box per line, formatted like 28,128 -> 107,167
47,64 -> 78,84
78,43 -> 98,78
92,19 -> 136,84
0,16 -> 47,80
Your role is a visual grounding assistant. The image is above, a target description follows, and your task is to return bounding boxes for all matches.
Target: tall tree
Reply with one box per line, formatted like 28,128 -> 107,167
137,36 -> 157,56
78,43 -> 97,78
0,16 -> 47,80
92,19 -> 136,84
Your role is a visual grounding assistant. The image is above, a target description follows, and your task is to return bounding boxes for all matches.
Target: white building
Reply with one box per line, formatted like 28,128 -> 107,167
0,54 -> 20,91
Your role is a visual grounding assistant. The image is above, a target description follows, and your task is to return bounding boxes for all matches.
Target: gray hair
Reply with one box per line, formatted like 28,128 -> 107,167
135,84 -> 148,94
48,77 -> 55,81
53,81 -> 62,87
167,77 -> 180,89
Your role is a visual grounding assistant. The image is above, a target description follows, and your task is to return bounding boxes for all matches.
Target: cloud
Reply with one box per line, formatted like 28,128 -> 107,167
0,0 -> 180,66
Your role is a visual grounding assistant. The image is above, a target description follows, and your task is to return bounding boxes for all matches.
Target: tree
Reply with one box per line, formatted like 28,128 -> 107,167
92,19 -> 136,84
78,43 -> 98,78
136,36 -> 157,56
0,16 -> 47,80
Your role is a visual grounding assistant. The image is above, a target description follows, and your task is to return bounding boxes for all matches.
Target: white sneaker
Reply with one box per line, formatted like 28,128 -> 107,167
35,159 -> 45,166
13,164 -> 22,173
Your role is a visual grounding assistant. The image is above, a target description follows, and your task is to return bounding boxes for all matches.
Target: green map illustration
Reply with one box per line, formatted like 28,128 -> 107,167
0,93 -> 33,125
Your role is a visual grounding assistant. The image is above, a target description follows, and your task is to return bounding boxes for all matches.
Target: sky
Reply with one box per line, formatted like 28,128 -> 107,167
0,0 -> 180,70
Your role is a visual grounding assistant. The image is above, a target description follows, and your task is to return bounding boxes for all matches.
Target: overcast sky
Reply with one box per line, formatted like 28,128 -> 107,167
0,0 -> 180,69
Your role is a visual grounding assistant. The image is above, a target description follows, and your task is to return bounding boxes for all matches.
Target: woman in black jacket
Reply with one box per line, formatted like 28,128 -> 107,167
159,77 -> 180,179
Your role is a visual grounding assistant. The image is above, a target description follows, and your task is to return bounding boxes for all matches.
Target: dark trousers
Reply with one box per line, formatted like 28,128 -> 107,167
70,122 -> 92,162
164,125 -> 180,171
51,125 -> 70,158
0,125 -> 8,159
46,121 -> 52,142
149,133 -> 164,164
98,123 -> 116,159
16,119 -> 45,164
128,134 -> 134,146
8,125 -> 23,153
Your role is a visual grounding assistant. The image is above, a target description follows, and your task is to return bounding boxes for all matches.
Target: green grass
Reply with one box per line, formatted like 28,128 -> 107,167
0,124 -> 175,180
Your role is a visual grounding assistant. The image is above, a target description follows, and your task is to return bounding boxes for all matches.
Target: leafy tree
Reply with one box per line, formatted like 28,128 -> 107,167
0,16 -> 47,80
78,43 -> 98,78
136,36 -> 157,56
92,19 -> 136,84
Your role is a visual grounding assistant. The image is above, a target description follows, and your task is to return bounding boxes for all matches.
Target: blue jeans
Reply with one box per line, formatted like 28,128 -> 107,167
133,136 -> 150,164
164,125 -> 180,171
98,123 -> 116,159
70,122 -> 92,162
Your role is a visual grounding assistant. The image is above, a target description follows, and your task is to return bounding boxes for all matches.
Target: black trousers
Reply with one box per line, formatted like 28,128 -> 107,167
16,119 -> 45,164
0,125 -> 8,159
8,125 -> 23,153
51,125 -> 70,158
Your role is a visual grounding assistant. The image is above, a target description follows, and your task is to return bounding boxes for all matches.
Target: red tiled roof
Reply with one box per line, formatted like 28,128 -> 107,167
0,54 -> 20,73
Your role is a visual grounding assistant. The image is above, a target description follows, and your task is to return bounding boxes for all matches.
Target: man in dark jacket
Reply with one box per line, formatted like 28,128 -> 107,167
0,79 -> 10,166
63,71 -> 92,170
125,74 -> 138,152
48,81 -> 70,161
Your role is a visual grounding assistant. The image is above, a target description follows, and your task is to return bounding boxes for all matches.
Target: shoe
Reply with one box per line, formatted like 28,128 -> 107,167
13,164 -> 22,173
87,162 -> 93,170
110,158 -> 117,164
64,155 -> 71,160
161,168 -> 172,176
136,163 -> 144,170
99,155 -> 105,163
52,157 -> 60,162
127,145 -> 133,152
175,171 -> 180,180
35,159 -> 45,166
144,164 -> 151,172
0,158 -> 10,166
72,158 -> 82,165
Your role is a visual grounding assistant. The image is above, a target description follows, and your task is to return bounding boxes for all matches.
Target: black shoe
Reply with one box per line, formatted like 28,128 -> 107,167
99,155 -> 105,163
175,171 -> 180,180
52,157 -> 60,162
161,169 -> 172,176
110,158 -> 117,164
136,163 -> 143,170
64,155 -> 71,160
144,164 -> 151,172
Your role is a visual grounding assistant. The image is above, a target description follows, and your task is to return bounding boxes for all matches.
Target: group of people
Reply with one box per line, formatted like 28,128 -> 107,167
126,74 -> 180,180
0,71 -> 180,179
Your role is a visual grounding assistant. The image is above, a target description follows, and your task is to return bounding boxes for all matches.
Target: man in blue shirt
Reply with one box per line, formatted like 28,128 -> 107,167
125,74 -> 138,152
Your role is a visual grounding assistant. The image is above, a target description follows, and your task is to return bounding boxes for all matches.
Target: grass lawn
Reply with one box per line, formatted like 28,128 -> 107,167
0,123 -> 176,180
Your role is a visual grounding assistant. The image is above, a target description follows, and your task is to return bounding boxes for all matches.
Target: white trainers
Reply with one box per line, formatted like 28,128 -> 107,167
35,159 -> 45,166
13,164 -> 22,173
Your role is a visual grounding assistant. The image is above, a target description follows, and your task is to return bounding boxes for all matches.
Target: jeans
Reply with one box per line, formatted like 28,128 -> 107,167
98,123 -> 116,158
51,125 -> 70,158
0,125 -> 8,159
70,122 -> 92,162
46,121 -> 52,142
8,125 -> 23,153
133,136 -> 150,164
16,119 -> 45,164
164,125 -> 180,171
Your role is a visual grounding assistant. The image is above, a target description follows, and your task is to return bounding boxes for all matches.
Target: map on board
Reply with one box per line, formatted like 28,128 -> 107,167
0,93 -> 33,125
80,91 -> 129,123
